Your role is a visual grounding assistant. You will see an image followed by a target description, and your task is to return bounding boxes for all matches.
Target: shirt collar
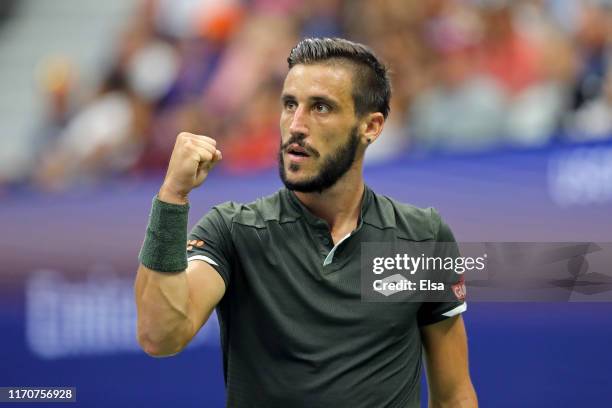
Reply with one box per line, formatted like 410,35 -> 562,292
282,185 -> 373,229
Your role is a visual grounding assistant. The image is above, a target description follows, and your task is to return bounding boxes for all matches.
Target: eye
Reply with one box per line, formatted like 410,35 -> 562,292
284,100 -> 297,111
314,103 -> 331,113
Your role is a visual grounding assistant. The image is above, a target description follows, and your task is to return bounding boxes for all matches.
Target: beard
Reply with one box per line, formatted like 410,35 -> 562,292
278,125 -> 360,193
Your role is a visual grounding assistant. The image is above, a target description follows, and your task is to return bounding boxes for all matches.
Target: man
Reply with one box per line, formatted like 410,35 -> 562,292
135,38 -> 477,407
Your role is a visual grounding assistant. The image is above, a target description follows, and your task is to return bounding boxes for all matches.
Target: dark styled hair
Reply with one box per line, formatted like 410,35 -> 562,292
287,37 -> 391,119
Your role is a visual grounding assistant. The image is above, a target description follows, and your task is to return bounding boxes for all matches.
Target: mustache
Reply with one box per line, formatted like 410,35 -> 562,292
281,136 -> 320,158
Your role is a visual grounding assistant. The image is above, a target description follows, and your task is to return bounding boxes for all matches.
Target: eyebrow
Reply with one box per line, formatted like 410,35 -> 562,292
280,94 -> 296,104
280,93 -> 340,109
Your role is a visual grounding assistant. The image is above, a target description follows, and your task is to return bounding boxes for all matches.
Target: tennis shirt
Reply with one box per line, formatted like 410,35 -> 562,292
187,185 -> 466,408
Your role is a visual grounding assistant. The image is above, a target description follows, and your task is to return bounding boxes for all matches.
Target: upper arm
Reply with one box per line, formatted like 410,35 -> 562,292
184,205 -> 235,331
420,315 -> 477,407
185,259 -> 226,332
187,205 -> 236,287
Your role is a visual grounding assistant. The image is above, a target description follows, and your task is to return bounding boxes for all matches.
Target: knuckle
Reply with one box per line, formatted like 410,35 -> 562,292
199,135 -> 215,144
181,139 -> 193,150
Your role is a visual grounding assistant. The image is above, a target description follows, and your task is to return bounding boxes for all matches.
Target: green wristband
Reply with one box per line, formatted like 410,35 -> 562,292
138,196 -> 190,272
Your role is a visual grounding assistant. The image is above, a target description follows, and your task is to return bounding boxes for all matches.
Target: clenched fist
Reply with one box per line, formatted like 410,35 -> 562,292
158,132 -> 222,204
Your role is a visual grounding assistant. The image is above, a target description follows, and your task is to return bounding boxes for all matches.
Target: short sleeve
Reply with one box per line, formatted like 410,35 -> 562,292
187,204 -> 236,288
417,208 -> 467,327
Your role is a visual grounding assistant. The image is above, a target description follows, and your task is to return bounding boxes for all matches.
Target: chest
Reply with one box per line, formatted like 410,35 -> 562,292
227,223 -> 421,340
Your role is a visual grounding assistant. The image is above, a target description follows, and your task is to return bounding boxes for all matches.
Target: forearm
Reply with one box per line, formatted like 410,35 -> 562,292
134,131 -> 223,356
428,384 -> 478,408
135,189 -> 194,356
135,264 -> 195,357
422,316 -> 478,408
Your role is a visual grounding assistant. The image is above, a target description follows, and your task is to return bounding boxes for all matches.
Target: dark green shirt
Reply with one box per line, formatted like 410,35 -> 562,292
187,186 -> 465,408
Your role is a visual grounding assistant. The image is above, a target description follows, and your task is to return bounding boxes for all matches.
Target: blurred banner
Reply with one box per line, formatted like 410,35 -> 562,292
1,140 -> 612,407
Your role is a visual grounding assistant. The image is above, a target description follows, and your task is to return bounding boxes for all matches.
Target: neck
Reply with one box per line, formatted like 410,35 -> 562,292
293,163 -> 365,232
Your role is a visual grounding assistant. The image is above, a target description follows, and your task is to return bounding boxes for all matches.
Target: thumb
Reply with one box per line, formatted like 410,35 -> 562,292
210,149 -> 223,169
201,149 -> 222,173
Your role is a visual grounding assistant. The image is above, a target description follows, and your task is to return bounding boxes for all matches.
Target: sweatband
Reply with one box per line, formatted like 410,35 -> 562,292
138,196 -> 190,272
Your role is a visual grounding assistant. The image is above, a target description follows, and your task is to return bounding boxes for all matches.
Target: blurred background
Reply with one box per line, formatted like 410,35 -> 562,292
1,0 -> 611,406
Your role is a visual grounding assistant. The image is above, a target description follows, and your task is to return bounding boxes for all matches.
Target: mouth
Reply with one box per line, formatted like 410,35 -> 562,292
285,143 -> 312,162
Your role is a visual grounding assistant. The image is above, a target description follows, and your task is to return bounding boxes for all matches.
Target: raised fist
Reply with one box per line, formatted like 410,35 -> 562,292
158,132 -> 222,204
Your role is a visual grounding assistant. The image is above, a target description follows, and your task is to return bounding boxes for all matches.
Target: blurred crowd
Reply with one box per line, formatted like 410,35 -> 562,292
18,0 -> 612,191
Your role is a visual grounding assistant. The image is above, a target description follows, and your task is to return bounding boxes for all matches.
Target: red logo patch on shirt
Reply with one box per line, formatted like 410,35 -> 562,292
187,240 -> 205,251
452,275 -> 466,301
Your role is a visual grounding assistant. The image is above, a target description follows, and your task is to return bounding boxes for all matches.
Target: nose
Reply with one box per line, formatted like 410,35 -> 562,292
288,105 -> 309,136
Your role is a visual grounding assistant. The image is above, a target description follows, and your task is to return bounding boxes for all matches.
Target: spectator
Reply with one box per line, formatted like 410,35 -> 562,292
409,6 -> 506,152
33,70 -> 148,191
500,0 -> 577,146
567,65 -> 612,140
570,0 -> 612,110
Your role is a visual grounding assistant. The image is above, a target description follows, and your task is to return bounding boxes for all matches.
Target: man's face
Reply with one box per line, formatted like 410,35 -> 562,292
278,63 -> 362,193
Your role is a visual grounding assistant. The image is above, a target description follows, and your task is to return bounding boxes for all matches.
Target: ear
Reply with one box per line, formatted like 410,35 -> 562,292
360,112 -> 385,146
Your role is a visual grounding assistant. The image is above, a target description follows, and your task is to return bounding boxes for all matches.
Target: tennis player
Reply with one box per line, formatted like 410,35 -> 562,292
135,37 -> 477,408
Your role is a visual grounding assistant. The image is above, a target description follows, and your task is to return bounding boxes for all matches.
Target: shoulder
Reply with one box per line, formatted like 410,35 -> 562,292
206,189 -> 295,229
365,190 -> 452,241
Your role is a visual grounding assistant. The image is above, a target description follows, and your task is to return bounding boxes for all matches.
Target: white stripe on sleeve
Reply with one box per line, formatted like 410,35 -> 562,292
187,255 -> 219,266
442,302 -> 467,317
